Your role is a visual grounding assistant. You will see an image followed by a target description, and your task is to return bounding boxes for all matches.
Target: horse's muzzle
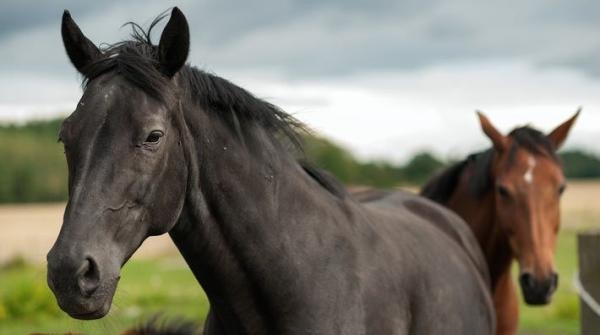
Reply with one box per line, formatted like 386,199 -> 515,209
519,271 -> 558,305
47,248 -> 116,319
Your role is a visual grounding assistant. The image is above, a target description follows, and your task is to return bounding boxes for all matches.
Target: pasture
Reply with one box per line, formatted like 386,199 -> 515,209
1,181 -> 599,334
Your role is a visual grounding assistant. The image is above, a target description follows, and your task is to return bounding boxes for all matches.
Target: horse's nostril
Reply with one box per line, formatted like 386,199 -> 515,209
77,258 -> 100,297
519,272 -> 534,289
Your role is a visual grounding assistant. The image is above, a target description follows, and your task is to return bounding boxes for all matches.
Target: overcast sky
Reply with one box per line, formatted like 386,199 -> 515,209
1,0 -> 599,162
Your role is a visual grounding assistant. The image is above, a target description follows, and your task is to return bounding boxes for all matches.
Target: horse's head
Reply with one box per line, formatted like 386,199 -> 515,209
47,8 -> 190,319
476,111 -> 579,305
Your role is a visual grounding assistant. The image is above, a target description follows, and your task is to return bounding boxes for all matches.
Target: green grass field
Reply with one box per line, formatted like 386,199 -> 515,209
0,229 -> 585,334
0,257 -> 209,334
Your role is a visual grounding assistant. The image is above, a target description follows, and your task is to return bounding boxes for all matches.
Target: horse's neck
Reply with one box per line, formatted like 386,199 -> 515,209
169,106 -> 346,332
170,204 -> 269,334
448,176 -> 513,289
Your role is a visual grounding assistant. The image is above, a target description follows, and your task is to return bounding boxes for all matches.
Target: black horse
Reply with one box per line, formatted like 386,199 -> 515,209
47,8 -> 495,334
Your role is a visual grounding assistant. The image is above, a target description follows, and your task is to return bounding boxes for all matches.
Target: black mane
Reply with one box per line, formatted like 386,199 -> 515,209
300,161 -> 347,198
81,14 -> 303,150
421,126 -> 560,203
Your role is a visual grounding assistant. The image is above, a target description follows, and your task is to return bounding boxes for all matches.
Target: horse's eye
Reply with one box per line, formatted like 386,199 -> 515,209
558,184 -> 567,196
496,184 -> 511,199
145,130 -> 164,143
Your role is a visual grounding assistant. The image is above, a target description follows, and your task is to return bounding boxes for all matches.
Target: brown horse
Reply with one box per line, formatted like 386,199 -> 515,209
421,110 -> 579,335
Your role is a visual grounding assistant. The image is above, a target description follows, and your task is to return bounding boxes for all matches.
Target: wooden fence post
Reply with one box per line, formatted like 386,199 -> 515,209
578,231 -> 600,335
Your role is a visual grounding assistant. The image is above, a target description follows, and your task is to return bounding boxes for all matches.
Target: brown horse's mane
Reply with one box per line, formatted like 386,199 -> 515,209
421,126 -> 560,203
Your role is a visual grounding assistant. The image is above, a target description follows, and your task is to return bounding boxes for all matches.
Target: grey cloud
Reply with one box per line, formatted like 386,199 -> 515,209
184,0 -> 600,77
0,0 -> 599,79
0,0 -> 122,38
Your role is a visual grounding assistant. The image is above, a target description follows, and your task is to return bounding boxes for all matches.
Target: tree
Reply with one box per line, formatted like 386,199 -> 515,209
560,150 -> 600,179
402,152 -> 444,184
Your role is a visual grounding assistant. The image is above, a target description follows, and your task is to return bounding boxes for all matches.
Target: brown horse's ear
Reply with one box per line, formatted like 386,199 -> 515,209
61,10 -> 102,74
547,108 -> 581,150
158,7 -> 190,78
476,111 -> 509,151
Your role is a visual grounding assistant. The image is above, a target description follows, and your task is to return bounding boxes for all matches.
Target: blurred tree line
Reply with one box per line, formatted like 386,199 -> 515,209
0,119 -> 67,203
1,119 -> 600,203
303,135 -> 443,187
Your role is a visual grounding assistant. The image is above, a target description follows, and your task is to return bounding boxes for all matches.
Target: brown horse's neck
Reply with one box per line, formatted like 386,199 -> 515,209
447,182 -> 513,289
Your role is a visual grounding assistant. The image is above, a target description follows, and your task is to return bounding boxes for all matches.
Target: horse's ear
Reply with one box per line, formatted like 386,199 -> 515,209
158,7 -> 190,78
547,108 -> 580,150
61,10 -> 102,74
476,111 -> 509,151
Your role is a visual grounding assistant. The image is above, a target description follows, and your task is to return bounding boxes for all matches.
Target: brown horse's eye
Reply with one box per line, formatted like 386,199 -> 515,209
558,184 -> 567,196
145,130 -> 164,143
496,185 -> 511,199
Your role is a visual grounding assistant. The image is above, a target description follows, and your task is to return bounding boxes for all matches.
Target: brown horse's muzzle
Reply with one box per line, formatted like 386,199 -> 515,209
47,246 -> 119,320
518,271 -> 558,305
